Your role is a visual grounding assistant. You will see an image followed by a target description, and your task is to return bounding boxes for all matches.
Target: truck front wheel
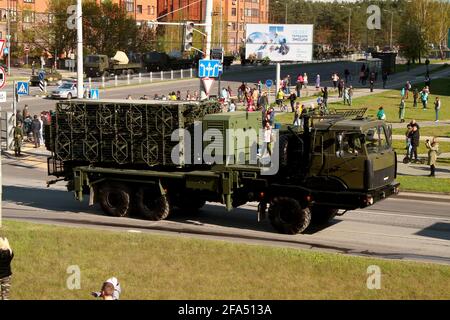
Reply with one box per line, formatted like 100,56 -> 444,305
99,182 -> 132,217
136,188 -> 171,221
310,206 -> 338,226
269,197 -> 311,234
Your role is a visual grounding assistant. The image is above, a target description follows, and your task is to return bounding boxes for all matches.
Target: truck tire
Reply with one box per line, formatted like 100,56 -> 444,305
99,182 -> 132,217
269,197 -> 311,234
136,188 -> 171,221
310,206 -> 338,226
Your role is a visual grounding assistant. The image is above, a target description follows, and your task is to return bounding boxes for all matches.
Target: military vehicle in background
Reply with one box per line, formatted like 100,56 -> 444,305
29,69 -> 62,86
84,51 -> 143,77
45,102 -> 399,235
142,51 -> 198,71
313,44 -> 356,60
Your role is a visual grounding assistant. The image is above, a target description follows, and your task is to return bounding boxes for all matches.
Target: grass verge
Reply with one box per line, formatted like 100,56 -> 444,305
1,220 -> 450,300
397,176 -> 450,193
392,140 -> 450,155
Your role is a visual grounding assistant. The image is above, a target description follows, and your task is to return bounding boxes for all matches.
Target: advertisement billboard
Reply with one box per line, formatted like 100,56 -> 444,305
245,24 -> 314,62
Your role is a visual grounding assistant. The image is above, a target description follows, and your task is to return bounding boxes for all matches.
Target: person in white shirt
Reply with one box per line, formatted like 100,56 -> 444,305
264,122 -> 272,157
228,100 -> 236,112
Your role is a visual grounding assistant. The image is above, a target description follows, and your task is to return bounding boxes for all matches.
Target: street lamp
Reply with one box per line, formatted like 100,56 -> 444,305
275,0 -> 299,24
384,10 -> 395,50
341,6 -> 360,49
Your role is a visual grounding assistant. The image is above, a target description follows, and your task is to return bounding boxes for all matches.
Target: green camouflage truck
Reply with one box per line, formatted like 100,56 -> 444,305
45,100 -> 399,234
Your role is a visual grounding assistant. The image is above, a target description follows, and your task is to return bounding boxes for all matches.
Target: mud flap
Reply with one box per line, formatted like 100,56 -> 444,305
257,202 -> 267,222
89,186 -> 95,206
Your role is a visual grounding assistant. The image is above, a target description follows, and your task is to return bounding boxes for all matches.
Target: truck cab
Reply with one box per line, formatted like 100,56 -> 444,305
84,55 -> 109,77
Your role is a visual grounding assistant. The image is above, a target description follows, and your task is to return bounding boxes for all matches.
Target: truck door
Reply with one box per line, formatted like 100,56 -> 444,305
330,132 -> 366,190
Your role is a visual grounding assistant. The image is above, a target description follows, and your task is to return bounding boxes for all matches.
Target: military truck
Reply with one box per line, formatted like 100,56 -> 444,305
45,101 -> 399,234
142,51 -> 197,72
84,51 -> 142,77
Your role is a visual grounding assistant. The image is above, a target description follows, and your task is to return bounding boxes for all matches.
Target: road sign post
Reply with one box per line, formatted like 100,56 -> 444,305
265,79 -> 273,104
0,66 -> 6,89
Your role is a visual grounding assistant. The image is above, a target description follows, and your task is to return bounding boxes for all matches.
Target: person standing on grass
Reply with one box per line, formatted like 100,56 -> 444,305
399,98 -> 406,123
0,237 -> 14,300
295,80 -> 302,98
434,97 -> 441,122
377,107 -> 386,121
405,81 -> 411,99
276,88 -> 284,111
348,86 -> 353,106
293,102 -> 302,126
303,73 -> 309,89
425,137 -> 439,177
343,86 -> 350,105
420,88 -> 429,109
412,88 -> 419,108
264,122 -> 273,157
338,79 -> 345,98
332,73 -> 339,89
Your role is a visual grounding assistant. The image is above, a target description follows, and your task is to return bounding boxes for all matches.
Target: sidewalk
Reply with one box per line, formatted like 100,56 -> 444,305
397,153 -> 450,178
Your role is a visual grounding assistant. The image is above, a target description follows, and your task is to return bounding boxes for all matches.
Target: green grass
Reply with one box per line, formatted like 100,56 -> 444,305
397,176 -> 450,193
275,78 -> 450,125
418,64 -> 450,76
393,126 -> 450,138
1,220 -> 450,300
394,63 -> 421,74
392,140 -> 450,155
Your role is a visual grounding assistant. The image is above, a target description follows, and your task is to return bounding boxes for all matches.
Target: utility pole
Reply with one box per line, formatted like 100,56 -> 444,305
6,0 -> 11,76
347,8 -> 352,49
76,0 -> 84,99
200,0 -> 213,99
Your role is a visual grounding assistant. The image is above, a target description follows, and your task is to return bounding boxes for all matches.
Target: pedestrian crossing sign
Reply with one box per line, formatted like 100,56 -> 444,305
90,89 -> 99,100
17,81 -> 29,95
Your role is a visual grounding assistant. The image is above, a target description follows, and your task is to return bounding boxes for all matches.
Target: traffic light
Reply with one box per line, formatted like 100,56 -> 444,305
183,21 -> 195,52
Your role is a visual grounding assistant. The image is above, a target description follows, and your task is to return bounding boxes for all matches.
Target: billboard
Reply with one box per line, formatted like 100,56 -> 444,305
245,24 -> 314,62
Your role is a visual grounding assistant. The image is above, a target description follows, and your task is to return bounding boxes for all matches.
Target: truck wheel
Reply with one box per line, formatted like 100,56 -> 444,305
99,182 -> 132,217
310,206 -> 338,226
269,197 -> 311,234
136,188 -> 171,221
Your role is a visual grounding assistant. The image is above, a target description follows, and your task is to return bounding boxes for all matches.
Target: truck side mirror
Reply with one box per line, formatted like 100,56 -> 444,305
335,133 -> 344,158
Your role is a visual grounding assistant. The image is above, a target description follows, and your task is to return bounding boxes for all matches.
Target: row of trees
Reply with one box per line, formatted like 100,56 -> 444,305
269,0 -> 450,61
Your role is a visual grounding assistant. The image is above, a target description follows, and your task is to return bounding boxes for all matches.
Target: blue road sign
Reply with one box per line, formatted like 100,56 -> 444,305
265,79 -> 273,88
198,59 -> 221,78
38,70 -> 45,81
16,81 -> 29,95
90,89 -> 99,100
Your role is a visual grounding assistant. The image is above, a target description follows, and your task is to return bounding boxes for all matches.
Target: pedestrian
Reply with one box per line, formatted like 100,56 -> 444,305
39,114 -> 44,146
434,97 -> 441,122
348,86 -> 353,106
238,82 -> 246,102
315,74 -> 320,90
22,105 -> 30,120
369,72 -> 376,92
263,122 -> 273,157
289,91 -> 297,113
228,100 -> 236,112
13,121 -> 23,157
409,125 -> 420,162
425,137 -> 439,177
401,87 -> 406,99
293,102 -> 302,126
405,81 -> 411,99
258,91 -> 269,112
276,88 -> 284,111
405,124 -> 412,157
420,89 -> 429,109
0,237 -> 14,300
295,80 -> 302,98
303,73 -> 308,89
382,71 -> 388,89
399,98 -> 406,123
31,115 -> 41,148
344,68 -> 350,83
377,107 -> 386,120
91,277 -> 121,300
343,87 -> 350,106
425,75 -> 431,89
332,73 -> 339,89
412,88 -> 419,108
321,87 -> 329,109
126,95 -> 132,100
338,79 -> 345,98
176,91 -> 181,100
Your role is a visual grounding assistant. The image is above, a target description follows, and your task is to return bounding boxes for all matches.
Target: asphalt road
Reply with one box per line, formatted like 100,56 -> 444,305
2,157 -> 450,265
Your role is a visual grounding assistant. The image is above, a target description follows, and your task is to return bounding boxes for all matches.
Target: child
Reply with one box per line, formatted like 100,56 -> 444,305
0,237 -> 14,300
92,277 -> 121,300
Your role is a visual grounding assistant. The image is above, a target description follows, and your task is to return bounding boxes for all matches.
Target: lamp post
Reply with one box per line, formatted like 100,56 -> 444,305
341,6 -> 359,49
384,10 -> 395,49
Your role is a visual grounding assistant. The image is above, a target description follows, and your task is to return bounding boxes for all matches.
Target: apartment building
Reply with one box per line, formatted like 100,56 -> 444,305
157,0 -> 270,52
0,0 -> 158,43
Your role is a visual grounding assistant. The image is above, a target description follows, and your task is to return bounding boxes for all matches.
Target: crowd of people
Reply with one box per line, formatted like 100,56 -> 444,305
13,105 -> 52,157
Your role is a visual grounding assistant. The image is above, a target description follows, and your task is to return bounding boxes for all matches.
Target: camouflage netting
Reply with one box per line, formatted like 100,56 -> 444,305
45,100 -> 222,167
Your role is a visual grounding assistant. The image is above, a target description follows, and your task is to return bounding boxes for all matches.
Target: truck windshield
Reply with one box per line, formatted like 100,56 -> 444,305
85,56 -> 99,63
364,126 -> 390,154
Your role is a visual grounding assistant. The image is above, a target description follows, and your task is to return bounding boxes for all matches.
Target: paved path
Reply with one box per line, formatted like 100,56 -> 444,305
397,155 -> 450,178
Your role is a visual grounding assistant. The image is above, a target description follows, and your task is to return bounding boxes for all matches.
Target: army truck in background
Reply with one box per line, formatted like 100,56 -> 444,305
84,51 -> 142,77
45,101 -> 399,234
142,51 -> 198,72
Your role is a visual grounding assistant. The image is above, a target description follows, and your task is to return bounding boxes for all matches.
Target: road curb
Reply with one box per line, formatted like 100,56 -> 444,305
395,191 -> 450,203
